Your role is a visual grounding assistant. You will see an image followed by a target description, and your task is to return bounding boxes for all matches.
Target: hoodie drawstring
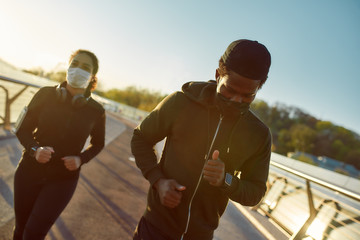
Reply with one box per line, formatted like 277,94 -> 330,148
180,114 -> 223,240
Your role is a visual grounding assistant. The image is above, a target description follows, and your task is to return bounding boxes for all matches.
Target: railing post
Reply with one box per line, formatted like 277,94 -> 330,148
0,85 -> 10,129
290,180 -> 318,240
0,84 -> 28,130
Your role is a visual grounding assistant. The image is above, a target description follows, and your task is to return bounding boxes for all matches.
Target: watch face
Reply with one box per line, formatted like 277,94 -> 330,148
225,173 -> 232,186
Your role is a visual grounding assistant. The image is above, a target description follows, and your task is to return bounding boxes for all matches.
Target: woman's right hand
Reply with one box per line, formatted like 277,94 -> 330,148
35,146 -> 54,163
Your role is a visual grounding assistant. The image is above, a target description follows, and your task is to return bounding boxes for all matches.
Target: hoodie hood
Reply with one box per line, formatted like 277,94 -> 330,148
182,80 -> 250,116
181,80 -> 217,107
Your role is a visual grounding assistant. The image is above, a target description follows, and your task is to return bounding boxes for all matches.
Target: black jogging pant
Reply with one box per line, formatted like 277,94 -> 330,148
13,168 -> 78,240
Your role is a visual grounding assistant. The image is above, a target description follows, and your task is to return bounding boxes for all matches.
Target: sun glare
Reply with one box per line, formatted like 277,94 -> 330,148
306,218 -> 327,240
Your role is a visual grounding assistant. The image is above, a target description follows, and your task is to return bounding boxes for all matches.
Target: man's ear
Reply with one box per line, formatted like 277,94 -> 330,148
215,69 -> 220,83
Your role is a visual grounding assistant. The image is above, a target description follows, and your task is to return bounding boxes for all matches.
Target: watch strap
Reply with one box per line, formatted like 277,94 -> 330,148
224,173 -> 232,187
29,146 -> 39,157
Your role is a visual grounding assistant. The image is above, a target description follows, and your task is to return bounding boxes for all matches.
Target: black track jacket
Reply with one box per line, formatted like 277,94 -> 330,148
16,85 -> 105,181
131,81 -> 271,240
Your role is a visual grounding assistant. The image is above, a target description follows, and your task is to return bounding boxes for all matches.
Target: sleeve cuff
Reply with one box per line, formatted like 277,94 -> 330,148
220,176 -> 239,196
26,143 -> 40,153
79,152 -> 89,164
146,166 -> 166,187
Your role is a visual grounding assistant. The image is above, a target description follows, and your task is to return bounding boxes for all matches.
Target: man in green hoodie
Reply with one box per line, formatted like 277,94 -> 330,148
131,39 -> 272,240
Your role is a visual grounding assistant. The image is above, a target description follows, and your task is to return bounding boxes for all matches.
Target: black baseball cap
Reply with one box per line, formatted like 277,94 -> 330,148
221,39 -> 271,80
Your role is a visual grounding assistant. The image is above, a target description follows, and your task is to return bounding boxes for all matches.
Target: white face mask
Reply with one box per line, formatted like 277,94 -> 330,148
67,67 -> 92,89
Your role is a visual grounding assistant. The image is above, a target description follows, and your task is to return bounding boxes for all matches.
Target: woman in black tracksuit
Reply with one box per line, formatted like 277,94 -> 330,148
13,49 -> 105,240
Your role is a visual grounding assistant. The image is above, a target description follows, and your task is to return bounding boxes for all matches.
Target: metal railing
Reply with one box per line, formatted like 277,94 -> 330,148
0,75 -> 144,130
0,75 -> 42,130
254,160 -> 360,240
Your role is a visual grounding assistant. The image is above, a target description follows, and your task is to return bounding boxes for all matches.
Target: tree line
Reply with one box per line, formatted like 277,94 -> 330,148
24,68 -> 360,170
96,87 -> 167,112
251,100 -> 360,170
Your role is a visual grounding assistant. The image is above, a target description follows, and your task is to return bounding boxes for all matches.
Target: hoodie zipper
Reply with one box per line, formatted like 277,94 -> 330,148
180,114 -> 224,240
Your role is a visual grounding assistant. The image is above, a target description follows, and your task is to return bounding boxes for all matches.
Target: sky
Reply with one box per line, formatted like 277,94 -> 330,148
1,0 -> 359,134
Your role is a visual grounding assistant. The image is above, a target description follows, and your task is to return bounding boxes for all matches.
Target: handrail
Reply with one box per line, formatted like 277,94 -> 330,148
262,160 -> 360,240
270,160 -> 360,201
0,75 -> 43,130
0,75 -> 42,88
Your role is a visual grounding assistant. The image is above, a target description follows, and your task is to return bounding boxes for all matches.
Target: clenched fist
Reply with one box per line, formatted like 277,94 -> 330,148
62,156 -> 81,171
35,146 -> 54,163
154,178 -> 186,208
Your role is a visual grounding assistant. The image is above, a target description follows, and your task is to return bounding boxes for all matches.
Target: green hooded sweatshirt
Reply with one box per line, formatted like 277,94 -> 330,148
131,81 -> 271,240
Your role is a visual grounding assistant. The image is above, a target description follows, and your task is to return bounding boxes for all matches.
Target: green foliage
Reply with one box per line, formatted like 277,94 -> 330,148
45,71 -> 67,83
295,154 -> 317,166
316,121 -> 334,132
344,150 -> 360,170
289,124 -> 316,153
23,67 -> 66,83
23,67 -> 45,77
251,100 -> 360,170
102,86 -> 166,112
276,128 -> 292,153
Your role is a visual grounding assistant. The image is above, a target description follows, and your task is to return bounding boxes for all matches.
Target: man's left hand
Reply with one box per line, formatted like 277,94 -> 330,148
203,150 -> 225,186
62,156 -> 81,171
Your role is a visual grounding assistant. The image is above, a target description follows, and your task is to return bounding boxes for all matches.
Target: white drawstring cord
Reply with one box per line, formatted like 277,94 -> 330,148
180,115 -> 223,239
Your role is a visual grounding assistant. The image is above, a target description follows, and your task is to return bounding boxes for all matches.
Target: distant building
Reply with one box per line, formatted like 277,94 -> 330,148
288,151 -> 360,178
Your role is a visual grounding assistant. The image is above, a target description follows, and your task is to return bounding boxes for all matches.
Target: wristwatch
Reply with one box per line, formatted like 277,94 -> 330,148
29,146 -> 39,157
224,173 -> 233,187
